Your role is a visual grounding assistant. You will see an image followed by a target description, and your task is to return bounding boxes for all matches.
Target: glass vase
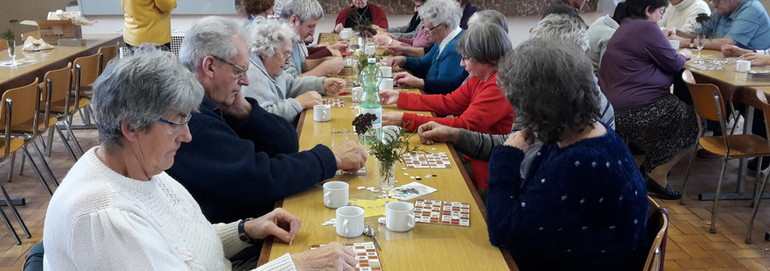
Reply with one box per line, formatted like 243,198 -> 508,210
7,39 -> 16,64
378,159 -> 396,192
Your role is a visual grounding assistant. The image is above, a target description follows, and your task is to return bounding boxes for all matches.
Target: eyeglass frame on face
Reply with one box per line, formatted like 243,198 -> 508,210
460,55 -> 474,64
427,23 -> 445,32
211,55 -> 248,79
275,50 -> 292,62
157,113 -> 192,135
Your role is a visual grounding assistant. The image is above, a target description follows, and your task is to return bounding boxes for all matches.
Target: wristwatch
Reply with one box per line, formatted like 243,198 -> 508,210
238,218 -> 259,244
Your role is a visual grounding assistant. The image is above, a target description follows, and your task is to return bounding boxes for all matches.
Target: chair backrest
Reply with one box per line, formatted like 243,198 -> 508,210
742,89 -> 770,142
72,53 -> 101,92
43,63 -> 73,108
0,78 -> 40,134
97,44 -> 119,74
643,196 -> 669,271
20,30 -> 41,41
0,40 -> 7,51
0,98 -> 13,160
682,69 -> 729,132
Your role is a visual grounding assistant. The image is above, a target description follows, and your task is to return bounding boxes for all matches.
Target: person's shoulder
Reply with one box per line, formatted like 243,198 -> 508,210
737,0 -> 767,16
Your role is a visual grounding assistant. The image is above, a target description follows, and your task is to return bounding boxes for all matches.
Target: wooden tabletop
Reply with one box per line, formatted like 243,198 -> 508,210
0,34 -> 123,90
686,49 -> 770,99
259,91 -> 513,270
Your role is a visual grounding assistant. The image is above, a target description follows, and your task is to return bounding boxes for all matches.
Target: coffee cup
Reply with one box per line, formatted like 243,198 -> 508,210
385,201 -> 415,232
379,78 -> 394,91
323,181 -> 349,208
313,104 -> 331,122
380,66 -> 392,78
336,206 -> 365,237
340,28 -> 353,40
668,39 -> 680,50
351,86 -> 364,103
736,60 -> 751,72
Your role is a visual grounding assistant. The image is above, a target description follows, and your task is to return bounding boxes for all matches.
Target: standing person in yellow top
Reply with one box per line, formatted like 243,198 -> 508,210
121,0 -> 177,50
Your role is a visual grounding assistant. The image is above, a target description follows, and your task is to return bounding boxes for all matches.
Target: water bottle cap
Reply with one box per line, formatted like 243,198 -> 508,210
368,58 -> 376,63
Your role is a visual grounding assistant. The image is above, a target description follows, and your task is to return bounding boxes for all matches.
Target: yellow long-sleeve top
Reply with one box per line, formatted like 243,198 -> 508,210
121,0 -> 177,46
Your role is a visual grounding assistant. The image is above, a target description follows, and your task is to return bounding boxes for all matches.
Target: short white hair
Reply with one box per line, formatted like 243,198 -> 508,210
419,0 -> 461,29
179,16 -> 245,72
246,21 -> 299,57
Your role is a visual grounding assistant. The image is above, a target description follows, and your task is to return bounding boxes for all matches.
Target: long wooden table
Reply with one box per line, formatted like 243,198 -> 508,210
0,34 -> 123,90
258,91 -> 514,270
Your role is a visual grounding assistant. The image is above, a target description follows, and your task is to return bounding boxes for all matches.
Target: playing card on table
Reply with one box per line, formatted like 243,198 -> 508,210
390,182 -> 436,201
413,199 -> 470,227
323,98 -> 345,107
402,152 -> 452,169
310,242 -> 382,271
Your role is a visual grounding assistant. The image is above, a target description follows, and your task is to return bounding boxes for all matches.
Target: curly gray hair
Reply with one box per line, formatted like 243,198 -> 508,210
179,16 -> 245,72
92,47 -> 204,148
456,24 -> 511,65
419,0 -> 461,30
529,13 -> 589,53
246,21 -> 299,57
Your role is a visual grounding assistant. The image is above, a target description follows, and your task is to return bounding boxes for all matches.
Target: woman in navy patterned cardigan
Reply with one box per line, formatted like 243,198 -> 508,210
486,38 -> 649,270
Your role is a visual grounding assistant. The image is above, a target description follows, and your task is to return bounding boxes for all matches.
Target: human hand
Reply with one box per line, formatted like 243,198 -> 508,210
721,45 -> 751,57
291,242 -> 357,271
504,129 -> 534,152
742,53 -> 770,66
384,45 -> 409,56
381,112 -> 404,126
294,91 -> 323,109
677,49 -> 692,60
329,41 -> 349,52
221,92 -> 253,120
244,208 -> 301,243
417,121 -> 461,145
393,72 -> 424,89
330,141 -> 367,171
334,23 -> 344,33
373,33 -> 393,46
386,56 -> 406,68
323,78 -> 346,94
318,57 -> 345,75
378,89 -> 399,105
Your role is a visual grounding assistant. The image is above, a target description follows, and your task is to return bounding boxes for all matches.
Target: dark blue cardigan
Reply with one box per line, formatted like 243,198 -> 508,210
486,126 -> 649,270
167,97 -> 337,223
403,30 -> 468,95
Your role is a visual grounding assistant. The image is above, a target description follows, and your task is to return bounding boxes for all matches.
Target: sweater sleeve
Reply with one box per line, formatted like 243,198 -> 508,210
262,99 -> 304,123
214,221 -> 251,259
486,145 -> 526,248
679,4 -> 711,34
423,42 -> 468,94
228,98 -> 300,157
253,253 -> 297,271
455,129 -> 508,161
307,47 -> 332,59
402,45 -> 436,78
335,8 -> 349,28
370,4 -> 389,29
643,22 -> 686,73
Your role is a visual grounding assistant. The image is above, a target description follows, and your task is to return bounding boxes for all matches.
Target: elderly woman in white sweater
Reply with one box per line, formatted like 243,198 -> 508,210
242,20 -> 346,123
42,48 -> 355,270
658,0 -> 711,33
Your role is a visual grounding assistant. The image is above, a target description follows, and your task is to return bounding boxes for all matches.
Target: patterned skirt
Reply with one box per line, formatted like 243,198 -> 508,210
615,94 -> 698,169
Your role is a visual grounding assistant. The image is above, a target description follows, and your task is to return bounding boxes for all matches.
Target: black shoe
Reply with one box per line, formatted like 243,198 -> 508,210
645,177 -> 682,200
748,157 -> 770,171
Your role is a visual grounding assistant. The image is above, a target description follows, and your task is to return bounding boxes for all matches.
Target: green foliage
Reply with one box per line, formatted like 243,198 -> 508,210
369,125 -> 424,165
1,29 -> 14,41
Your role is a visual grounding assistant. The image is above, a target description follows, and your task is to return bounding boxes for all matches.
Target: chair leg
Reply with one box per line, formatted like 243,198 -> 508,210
20,147 -> 53,196
46,126 -> 55,157
710,158 -> 729,234
746,171 -> 770,244
0,205 -> 21,245
7,153 -> 15,183
680,146 -> 699,205
62,119 -> 84,155
30,141 -> 58,187
17,152 -> 25,177
54,125 -> 78,161
0,182 -> 30,239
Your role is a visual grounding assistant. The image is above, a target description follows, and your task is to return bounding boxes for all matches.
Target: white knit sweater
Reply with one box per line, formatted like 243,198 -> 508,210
43,147 -> 295,270
658,0 -> 712,33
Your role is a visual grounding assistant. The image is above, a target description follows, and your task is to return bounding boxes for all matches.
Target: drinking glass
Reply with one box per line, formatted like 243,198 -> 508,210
7,39 -> 17,65
696,34 -> 706,60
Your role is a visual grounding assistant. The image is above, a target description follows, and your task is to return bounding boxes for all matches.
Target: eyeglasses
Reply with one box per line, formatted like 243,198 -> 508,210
212,56 -> 248,78
276,50 -> 292,62
158,114 -> 192,135
427,23 -> 444,32
460,55 -> 474,64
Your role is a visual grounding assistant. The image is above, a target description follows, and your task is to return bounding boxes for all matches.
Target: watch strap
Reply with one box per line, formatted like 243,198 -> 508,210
238,218 -> 259,244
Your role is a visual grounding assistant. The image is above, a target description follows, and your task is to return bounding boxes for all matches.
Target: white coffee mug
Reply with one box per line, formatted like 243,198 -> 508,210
323,181 -> 349,208
379,78 -> 394,91
336,206 -> 365,237
340,28 -> 353,40
351,86 -> 364,103
386,201 -> 415,232
313,104 -> 331,122
736,60 -> 751,72
380,66 -> 392,78
668,39 -> 680,50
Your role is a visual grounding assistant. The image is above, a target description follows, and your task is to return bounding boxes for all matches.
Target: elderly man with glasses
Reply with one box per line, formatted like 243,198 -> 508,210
669,0 -> 770,50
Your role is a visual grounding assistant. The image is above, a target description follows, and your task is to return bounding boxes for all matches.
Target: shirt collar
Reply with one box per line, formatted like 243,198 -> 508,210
438,26 -> 463,55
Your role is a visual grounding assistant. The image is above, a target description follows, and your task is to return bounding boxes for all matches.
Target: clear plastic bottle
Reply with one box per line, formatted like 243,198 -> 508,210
359,58 -> 382,144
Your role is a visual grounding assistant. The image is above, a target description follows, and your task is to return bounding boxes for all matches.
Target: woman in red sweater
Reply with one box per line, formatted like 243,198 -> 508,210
380,24 -> 514,191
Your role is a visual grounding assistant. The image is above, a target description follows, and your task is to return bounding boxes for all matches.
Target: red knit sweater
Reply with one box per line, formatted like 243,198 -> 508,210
335,4 -> 389,29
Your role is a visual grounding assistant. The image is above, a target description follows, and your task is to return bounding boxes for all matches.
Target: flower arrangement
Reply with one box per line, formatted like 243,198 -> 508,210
353,114 -> 423,189
1,29 -> 14,41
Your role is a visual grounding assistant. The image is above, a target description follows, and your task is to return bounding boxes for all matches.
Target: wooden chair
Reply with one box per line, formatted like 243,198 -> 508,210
643,196 -> 669,271
0,98 -> 30,245
0,40 -> 7,51
1,78 -> 57,195
71,53 -> 101,125
42,63 -> 83,159
97,43 -> 119,74
680,70 -> 770,233
743,88 -> 770,244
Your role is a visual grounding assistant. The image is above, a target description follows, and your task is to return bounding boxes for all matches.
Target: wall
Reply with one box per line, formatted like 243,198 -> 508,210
316,0 -> 598,16
0,0 -> 73,43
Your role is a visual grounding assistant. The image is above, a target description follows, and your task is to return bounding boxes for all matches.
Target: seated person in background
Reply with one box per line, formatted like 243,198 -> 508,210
599,0 -> 696,200
42,48 -> 356,271
467,9 -> 509,32
586,3 -> 627,71
658,0 -> 711,34
547,0 -> 589,14
241,0 -> 276,26
457,0 -> 479,29
279,0 -> 345,77
722,44 -> 770,65
242,21 -> 346,123
487,38 -> 649,270
386,0 -> 467,94
417,12 -> 615,179
669,0 -> 770,50
380,24 -> 514,191
169,16 -> 366,225
334,0 -> 389,32
373,0 -> 425,38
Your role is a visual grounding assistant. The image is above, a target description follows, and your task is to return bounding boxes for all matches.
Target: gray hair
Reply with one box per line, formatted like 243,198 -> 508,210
468,10 -> 509,33
246,21 -> 299,57
529,13 -> 589,53
456,24 -> 511,65
419,0 -> 461,30
179,16 -> 244,72
92,47 -> 204,148
498,38 -> 599,144
278,0 -> 324,22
